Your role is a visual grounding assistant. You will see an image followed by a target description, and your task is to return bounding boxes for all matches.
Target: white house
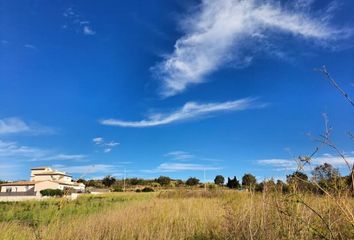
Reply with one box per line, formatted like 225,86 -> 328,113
0,167 -> 85,197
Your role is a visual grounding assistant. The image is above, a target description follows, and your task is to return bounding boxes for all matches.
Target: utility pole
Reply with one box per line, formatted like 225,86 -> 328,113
204,168 -> 206,191
123,168 -> 126,192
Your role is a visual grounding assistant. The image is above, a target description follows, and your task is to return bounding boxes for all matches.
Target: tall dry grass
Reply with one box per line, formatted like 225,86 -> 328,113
0,191 -> 353,240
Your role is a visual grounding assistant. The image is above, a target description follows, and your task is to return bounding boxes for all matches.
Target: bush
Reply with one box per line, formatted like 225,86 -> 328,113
226,177 -> 240,189
142,187 -> 154,192
186,177 -> 200,186
112,186 -> 123,192
214,175 -> 225,185
102,175 -> 116,187
135,189 -> 142,193
156,176 -> 171,186
40,189 -> 64,197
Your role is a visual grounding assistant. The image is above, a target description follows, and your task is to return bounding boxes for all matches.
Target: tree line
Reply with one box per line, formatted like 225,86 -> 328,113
76,162 -> 352,194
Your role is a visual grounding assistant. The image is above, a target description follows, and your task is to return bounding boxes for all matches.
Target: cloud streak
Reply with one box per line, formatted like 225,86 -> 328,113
0,118 -> 31,135
153,0 -> 351,96
62,7 -> 96,36
0,140 -> 86,162
92,137 -> 120,153
258,153 -> 354,171
101,98 -> 261,128
0,117 -> 54,135
143,162 -> 221,173
165,151 -> 194,160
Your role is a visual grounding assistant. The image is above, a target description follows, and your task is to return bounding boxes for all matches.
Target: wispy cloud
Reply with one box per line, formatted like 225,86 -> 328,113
0,163 -> 26,180
0,140 -> 46,159
52,164 -> 117,175
43,154 -> 87,161
62,7 -> 96,36
24,44 -> 37,50
153,0 -> 351,96
92,137 -> 104,145
258,153 -> 354,171
0,140 -> 86,162
0,117 -> 54,135
101,98 -> 262,128
165,151 -> 194,160
143,162 -> 222,173
0,118 -> 31,135
92,137 -> 120,153
83,25 -> 96,35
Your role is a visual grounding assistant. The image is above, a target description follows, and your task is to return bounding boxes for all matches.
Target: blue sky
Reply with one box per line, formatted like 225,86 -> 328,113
0,0 -> 353,181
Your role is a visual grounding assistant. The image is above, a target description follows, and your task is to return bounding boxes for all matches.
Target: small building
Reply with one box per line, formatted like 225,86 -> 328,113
0,167 -> 85,197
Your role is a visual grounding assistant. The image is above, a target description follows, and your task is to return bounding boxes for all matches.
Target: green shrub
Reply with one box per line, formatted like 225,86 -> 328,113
112,186 -> 124,192
142,187 -> 154,192
136,189 -> 142,193
40,189 -> 64,197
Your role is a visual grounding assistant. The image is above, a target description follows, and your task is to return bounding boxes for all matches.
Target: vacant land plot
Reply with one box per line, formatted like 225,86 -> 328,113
0,190 -> 353,240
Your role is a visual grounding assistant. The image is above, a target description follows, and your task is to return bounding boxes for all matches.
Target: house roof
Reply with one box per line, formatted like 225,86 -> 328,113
0,181 -> 36,186
33,171 -> 71,177
31,167 -> 48,170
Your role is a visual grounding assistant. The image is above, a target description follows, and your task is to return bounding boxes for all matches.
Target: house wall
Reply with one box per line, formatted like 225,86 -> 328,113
0,185 -> 34,193
34,181 -> 61,196
68,184 -> 86,192
32,175 -> 72,183
30,168 -> 51,180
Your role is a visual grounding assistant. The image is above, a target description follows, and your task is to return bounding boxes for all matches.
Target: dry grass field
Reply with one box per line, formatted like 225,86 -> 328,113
0,190 -> 353,240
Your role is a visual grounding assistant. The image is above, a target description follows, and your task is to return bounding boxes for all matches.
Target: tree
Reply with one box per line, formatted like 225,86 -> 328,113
312,163 -> 340,182
241,173 -> 257,189
263,179 -> 276,192
286,171 -> 310,192
102,175 -> 116,187
175,179 -> 184,187
129,178 -> 144,185
186,177 -> 200,186
312,163 -> 342,193
214,175 -> 225,185
77,179 -> 87,184
276,180 -> 289,193
156,176 -> 171,186
226,176 -> 240,189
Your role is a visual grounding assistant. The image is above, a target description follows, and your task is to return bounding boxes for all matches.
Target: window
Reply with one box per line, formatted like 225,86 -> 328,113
6,187 -> 12,192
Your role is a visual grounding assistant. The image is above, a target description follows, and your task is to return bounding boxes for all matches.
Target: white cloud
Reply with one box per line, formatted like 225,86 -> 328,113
92,137 -> 119,153
0,118 -> 31,134
165,151 -> 194,160
105,141 -> 120,147
258,159 -> 297,171
52,164 -> 117,175
93,137 -> 104,145
0,163 -> 26,180
43,154 -> 87,161
0,140 -> 85,162
83,25 -> 96,35
101,98 -> 261,128
143,162 -> 222,173
0,117 -> 54,135
104,148 -> 112,153
153,0 -> 351,96
258,153 -> 354,172
0,140 -> 46,159
24,44 -> 36,50
63,7 -> 96,36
